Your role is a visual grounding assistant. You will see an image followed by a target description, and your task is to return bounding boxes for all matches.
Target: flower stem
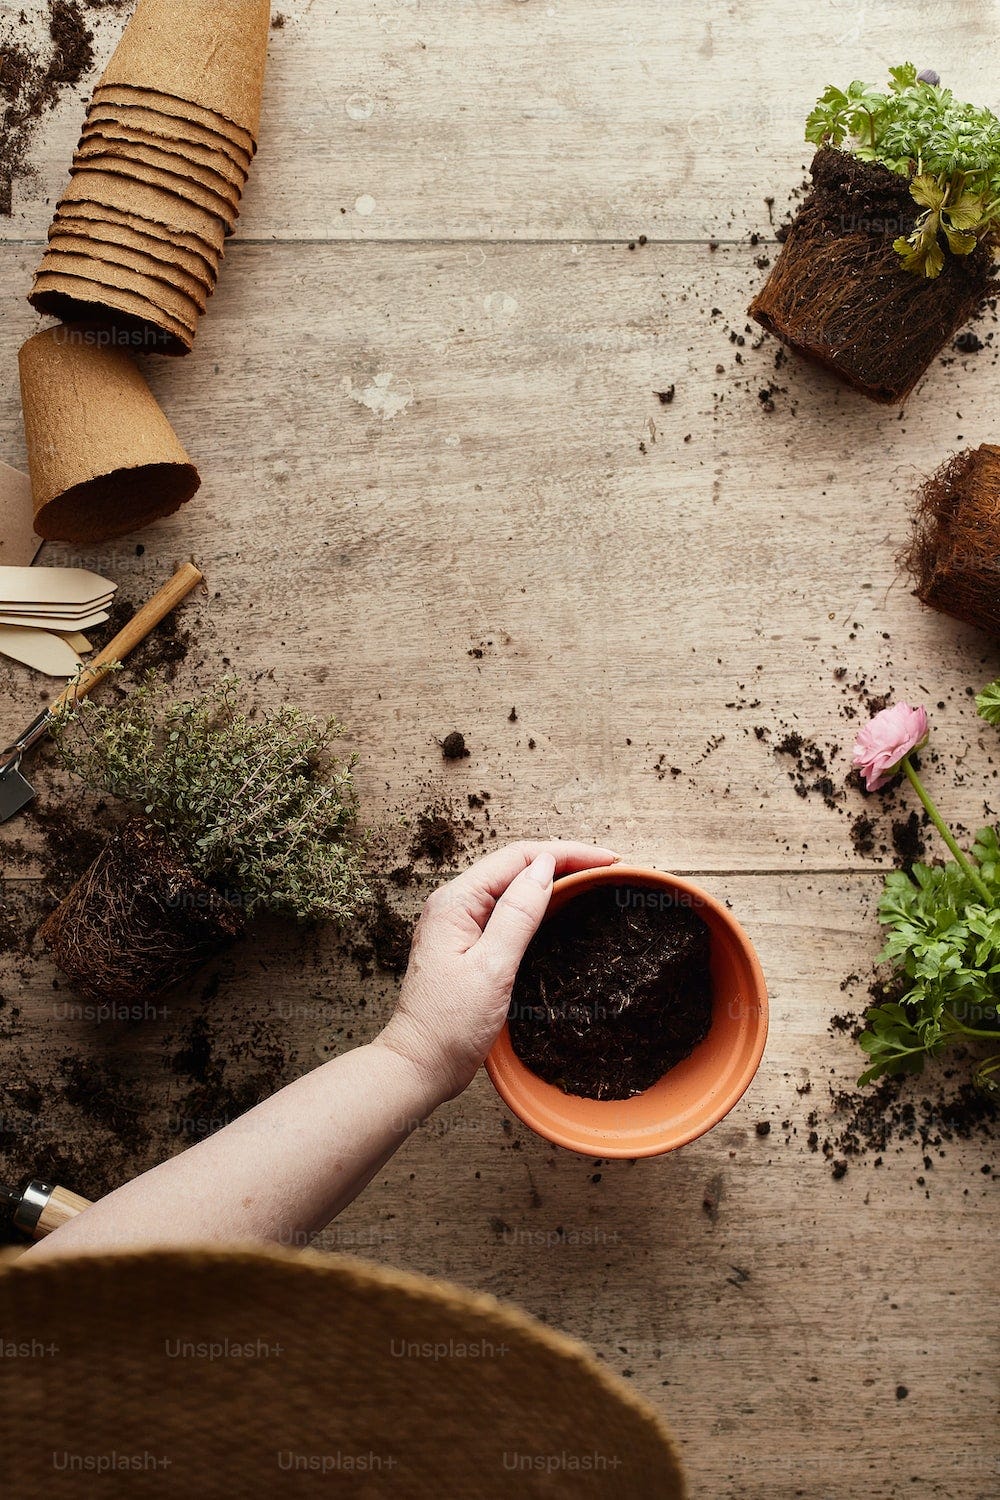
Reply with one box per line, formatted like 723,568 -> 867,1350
944,1012 -> 1000,1039
902,757 -> 993,904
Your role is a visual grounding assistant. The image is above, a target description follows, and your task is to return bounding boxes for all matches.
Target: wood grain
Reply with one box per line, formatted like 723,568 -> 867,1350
0,5 -> 997,1499
2,242 -> 997,871
1,1 -> 996,243
0,871 -> 995,1498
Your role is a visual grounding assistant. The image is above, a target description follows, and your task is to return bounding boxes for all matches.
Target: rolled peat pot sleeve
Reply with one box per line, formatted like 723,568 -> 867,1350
31,0 -> 270,355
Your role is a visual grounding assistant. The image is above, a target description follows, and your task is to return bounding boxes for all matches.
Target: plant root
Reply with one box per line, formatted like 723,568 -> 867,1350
903,443 -> 1000,636
750,149 -> 996,403
40,820 -> 245,1004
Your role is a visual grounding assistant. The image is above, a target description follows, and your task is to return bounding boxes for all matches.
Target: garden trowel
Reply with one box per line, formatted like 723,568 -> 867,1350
0,562 -> 202,824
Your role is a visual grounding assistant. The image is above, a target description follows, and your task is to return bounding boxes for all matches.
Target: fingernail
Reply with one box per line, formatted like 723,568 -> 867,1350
527,852 -> 556,887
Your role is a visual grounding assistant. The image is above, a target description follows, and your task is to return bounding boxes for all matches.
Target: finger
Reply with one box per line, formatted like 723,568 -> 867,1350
475,851 -> 557,974
439,840 -> 618,938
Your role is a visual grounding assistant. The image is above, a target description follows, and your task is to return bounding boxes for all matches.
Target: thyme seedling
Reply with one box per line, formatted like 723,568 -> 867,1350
52,672 -> 369,923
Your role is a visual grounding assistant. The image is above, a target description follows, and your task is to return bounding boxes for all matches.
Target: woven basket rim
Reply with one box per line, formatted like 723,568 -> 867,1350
1,1240 -> 684,1483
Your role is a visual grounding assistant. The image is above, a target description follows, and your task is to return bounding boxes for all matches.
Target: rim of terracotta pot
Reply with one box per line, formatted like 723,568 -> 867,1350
484,865 -> 768,1158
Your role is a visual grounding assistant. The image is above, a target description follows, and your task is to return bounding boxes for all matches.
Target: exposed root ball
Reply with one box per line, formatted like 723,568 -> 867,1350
40,821 -> 245,1004
750,149 -> 996,404
904,443 -> 1000,635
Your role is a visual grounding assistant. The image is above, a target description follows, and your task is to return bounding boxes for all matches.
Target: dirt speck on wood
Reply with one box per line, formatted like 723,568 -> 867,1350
0,1 -> 96,215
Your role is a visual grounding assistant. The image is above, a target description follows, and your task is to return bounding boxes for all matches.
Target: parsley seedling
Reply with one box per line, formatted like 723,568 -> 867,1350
856,686 -> 1000,1091
805,63 -> 1000,277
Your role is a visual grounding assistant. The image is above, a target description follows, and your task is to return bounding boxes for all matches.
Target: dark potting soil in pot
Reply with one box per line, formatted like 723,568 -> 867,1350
749,148 -> 997,404
508,885 -> 713,1101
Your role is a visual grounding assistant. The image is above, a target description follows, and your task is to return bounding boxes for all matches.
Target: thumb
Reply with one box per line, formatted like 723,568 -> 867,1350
476,852 -> 556,976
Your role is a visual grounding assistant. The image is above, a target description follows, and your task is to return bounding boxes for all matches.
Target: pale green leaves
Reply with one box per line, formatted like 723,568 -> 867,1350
51,673 -> 369,923
888,63 -> 919,93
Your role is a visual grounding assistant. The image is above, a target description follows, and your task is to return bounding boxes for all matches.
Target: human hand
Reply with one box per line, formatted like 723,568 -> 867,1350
377,841 -> 619,1103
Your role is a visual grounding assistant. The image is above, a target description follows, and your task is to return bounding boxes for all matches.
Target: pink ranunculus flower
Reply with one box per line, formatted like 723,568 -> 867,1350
852,703 -> 929,792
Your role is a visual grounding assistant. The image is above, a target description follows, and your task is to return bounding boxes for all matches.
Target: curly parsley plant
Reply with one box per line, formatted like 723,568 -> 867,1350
805,63 -> 1000,277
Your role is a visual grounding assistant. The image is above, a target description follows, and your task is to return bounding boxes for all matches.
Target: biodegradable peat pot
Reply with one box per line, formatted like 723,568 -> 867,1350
749,148 -> 996,404
904,443 -> 1000,634
40,820 -> 244,1005
97,0 -> 271,144
485,866 -> 768,1158
18,324 -> 201,541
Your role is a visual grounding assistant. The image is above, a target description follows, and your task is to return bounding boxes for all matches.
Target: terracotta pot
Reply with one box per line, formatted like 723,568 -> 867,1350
485,865 -> 768,1158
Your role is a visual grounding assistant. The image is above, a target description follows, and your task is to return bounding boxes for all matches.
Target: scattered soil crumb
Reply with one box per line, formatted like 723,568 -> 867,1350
410,806 -> 471,866
440,731 -> 470,761
0,1 -> 97,215
101,592 -> 192,681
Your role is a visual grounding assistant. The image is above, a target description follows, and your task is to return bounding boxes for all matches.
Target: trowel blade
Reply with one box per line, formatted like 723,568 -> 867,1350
0,765 -> 36,822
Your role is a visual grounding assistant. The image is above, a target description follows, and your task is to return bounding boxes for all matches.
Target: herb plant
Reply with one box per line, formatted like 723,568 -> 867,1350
805,63 -> 1000,277
53,673 -> 369,923
853,689 -> 1000,1091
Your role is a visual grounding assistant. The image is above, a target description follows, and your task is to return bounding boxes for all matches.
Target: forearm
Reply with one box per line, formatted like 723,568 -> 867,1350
26,1037 -> 443,1261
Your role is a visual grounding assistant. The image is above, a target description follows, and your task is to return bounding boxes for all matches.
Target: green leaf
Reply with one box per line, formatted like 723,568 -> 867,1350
911,173 -> 946,209
921,234 -> 946,276
858,822 -> 1000,1086
893,222 -> 946,276
944,190 -> 986,230
51,672 -> 371,923
975,679 -> 1000,725
805,68 -> 1000,274
893,234 -> 925,273
888,63 -> 918,93
942,223 -> 977,254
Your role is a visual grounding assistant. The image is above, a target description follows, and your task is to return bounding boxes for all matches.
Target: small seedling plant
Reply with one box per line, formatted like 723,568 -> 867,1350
853,687 -> 1000,1091
52,672 -> 369,922
805,63 -> 1000,276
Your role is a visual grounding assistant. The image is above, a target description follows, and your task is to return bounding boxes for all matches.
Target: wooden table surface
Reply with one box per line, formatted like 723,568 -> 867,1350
1,3 -> 998,1496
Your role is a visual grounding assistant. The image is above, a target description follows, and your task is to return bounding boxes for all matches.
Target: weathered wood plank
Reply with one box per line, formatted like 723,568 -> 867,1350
0,7 -> 997,1496
2,242 -> 997,873
2,0 -> 994,243
0,872 -> 994,1500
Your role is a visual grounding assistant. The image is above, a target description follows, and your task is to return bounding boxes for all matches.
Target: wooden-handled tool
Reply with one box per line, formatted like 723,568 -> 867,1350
0,562 -> 203,824
1,1180 -> 93,1241
49,561 -> 202,713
